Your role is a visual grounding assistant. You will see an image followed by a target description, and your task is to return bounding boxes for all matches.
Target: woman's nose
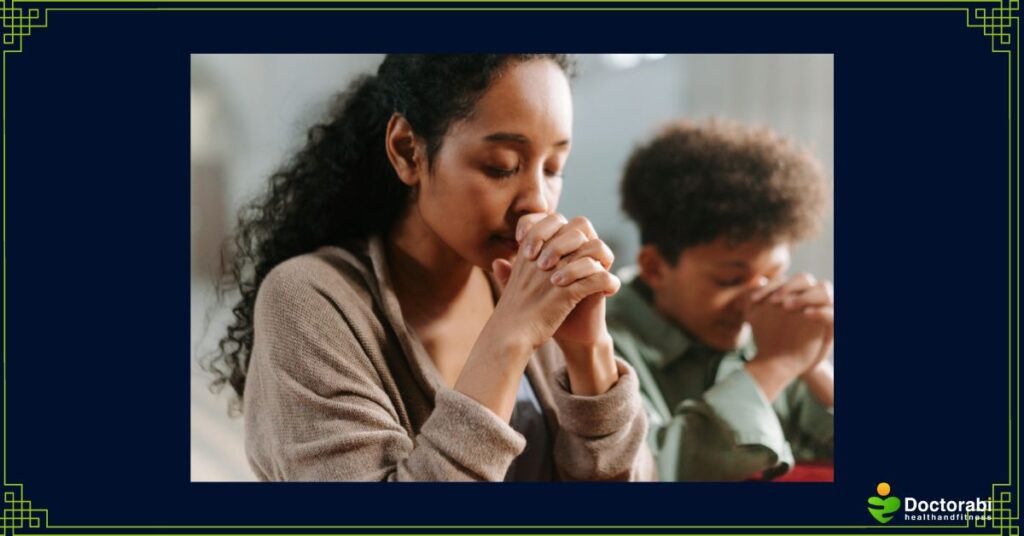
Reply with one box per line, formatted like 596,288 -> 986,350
514,170 -> 550,215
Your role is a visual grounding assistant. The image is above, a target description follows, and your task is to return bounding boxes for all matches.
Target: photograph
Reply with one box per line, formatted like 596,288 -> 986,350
190,53 -> 835,482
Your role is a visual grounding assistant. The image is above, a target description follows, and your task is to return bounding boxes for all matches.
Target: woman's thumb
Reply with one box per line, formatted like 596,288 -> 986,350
491,258 -> 512,289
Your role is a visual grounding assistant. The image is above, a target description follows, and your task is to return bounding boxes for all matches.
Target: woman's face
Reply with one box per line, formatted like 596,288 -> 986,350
414,59 -> 573,269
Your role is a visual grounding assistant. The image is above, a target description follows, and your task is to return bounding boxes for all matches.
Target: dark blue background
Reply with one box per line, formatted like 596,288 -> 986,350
1,4 -> 1016,529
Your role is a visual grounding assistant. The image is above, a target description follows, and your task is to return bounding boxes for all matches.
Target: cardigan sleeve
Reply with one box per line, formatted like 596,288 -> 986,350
243,258 -> 526,481
548,358 -> 656,481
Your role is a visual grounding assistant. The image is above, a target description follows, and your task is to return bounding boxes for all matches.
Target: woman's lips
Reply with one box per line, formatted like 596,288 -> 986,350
494,234 -> 519,253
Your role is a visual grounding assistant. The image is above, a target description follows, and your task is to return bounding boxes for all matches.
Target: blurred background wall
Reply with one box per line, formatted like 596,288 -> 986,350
190,54 -> 833,481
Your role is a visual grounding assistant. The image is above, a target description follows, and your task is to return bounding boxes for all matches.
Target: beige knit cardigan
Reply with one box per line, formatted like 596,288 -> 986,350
243,236 -> 655,481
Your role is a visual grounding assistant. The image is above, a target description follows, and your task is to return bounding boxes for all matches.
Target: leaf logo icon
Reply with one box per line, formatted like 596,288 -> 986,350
867,483 -> 901,524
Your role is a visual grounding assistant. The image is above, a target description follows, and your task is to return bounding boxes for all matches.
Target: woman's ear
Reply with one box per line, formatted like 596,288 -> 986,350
385,113 -> 424,187
637,244 -> 668,290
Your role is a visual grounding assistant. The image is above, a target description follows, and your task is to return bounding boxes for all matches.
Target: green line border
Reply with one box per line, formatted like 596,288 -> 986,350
1,1 -> 1018,534
5,0 -> 1017,4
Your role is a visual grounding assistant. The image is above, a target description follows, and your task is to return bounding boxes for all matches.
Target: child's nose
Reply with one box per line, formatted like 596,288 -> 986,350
735,277 -> 770,312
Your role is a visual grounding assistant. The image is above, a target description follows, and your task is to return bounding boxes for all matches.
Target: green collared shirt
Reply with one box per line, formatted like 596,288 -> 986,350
606,272 -> 834,481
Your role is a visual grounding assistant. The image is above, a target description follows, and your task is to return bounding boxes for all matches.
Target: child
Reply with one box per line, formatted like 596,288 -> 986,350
608,119 -> 834,481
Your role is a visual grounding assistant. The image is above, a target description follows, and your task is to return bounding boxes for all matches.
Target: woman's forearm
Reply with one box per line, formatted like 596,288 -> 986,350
453,324 -> 533,422
558,334 -> 619,396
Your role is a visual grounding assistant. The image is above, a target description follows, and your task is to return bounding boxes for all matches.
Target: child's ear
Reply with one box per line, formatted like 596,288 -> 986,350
385,113 -> 424,187
637,245 -> 669,289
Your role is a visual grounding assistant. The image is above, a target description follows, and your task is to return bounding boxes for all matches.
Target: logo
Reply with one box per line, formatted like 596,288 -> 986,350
866,482 -> 992,524
868,482 -> 901,524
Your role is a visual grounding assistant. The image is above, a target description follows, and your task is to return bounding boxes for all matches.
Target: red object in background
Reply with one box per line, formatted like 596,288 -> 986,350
773,461 -> 834,482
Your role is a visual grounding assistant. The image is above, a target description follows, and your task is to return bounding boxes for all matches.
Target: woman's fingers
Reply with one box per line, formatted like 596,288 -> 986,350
564,268 -> 621,298
520,214 -> 599,263
491,258 -> 513,289
566,216 -> 598,239
515,213 -> 548,243
537,228 -> 589,270
534,216 -> 599,268
519,213 -> 568,260
555,238 -> 615,271
514,212 -> 618,298
550,256 -> 620,299
550,257 -> 604,286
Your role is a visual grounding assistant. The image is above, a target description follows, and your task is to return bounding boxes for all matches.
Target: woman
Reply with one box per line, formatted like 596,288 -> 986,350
209,54 -> 654,481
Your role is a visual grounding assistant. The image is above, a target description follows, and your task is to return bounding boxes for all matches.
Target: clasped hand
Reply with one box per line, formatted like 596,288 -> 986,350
746,272 -> 834,380
490,213 -> 618,353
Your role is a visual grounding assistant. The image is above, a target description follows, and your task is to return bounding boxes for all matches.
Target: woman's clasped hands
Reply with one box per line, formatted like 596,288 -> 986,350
490,212 -> 619,355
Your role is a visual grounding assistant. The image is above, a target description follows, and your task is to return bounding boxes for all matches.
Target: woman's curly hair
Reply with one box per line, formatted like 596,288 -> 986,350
621,118 -> 829,264
205,54 -> 574,412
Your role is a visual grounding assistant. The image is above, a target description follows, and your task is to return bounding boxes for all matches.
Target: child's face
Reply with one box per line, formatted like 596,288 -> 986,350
650,239 -> 791,351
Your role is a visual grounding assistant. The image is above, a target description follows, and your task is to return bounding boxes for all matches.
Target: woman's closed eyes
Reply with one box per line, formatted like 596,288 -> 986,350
485,164 -> 520,179
483,162 -> 565,180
